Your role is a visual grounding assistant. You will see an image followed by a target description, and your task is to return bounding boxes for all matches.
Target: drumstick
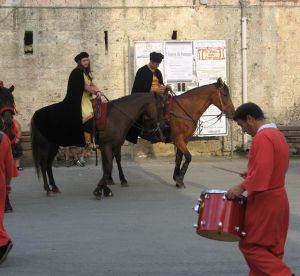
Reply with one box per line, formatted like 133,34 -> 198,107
212,165 -> 242,175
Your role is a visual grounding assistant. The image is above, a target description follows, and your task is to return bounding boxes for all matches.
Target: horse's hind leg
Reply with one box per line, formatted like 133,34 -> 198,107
40,162 -> 52,196
173,148 -> 183,181
47,145 -> 60,193
115,146 -> 128,187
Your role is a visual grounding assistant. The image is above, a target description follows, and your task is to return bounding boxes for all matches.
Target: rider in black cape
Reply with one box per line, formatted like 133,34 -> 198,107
126,51 -> 170,144
33,52 -> 101,146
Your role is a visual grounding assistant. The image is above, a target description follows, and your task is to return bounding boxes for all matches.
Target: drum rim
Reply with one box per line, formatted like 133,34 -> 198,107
200,189 -> 247,201
201,189 -> 227,195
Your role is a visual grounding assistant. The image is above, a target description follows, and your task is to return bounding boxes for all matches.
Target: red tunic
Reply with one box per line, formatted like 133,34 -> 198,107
239,127 -> 292,275
0,132 -> 18,246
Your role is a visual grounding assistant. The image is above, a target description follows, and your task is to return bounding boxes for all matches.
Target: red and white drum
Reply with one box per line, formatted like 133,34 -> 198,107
194,189 -> 246,242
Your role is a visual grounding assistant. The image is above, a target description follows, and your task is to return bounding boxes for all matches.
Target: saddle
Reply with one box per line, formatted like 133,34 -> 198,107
92,99 -> 108,131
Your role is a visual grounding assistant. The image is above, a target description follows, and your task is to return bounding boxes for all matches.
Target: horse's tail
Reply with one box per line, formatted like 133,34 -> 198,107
31,116 -> 44,179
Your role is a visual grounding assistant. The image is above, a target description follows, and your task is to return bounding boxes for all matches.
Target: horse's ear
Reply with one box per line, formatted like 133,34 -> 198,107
216,77 -> 224,88
9,85 -> 15,93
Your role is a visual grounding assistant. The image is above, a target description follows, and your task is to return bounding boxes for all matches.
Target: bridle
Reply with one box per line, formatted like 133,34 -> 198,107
168,85 -> 229,130
0,106 -> 16,115
217,85 -> 228,113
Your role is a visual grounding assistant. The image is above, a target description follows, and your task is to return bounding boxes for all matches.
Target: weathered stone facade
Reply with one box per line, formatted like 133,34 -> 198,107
0,0 -> 299,156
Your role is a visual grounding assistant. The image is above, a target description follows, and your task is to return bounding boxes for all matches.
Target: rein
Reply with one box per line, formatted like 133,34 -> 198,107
169,86 -> 225,129
99,94 -> 162,133
169,90 -> 198,126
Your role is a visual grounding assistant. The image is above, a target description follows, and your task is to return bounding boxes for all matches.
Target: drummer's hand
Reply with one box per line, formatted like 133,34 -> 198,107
226,184 -> 245,200
240,171 -> 247,179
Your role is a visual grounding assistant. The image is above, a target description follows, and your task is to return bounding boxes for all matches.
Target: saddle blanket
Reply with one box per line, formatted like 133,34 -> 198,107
93,101 -> 108,131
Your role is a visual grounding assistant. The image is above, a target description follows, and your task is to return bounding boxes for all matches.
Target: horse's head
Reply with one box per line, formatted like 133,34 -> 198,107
143,93 -> 166,140
211,78 -> 235,119
0,85 -> 16,139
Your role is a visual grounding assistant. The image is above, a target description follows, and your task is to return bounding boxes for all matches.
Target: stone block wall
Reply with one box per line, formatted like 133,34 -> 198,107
0,0 -> 299,156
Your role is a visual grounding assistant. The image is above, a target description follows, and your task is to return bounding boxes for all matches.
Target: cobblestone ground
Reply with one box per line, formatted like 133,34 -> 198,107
1,157 -> 299,275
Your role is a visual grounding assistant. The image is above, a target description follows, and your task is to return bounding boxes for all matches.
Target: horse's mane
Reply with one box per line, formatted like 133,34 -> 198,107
109,93 -> 150,104
179,81 -> 229,96
184,83 -> 213,94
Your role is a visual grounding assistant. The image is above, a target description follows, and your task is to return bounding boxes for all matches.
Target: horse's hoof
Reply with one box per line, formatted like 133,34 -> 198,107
175,183 -> 185,189
46,191 -> 55,197
120,180 -> 128,187
93,188 -> 102,200
52,187 -> 61,194
103,187 -> 113,197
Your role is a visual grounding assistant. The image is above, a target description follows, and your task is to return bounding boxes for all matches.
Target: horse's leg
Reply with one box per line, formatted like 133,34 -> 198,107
173,148 -> 183,181
40,161 -> 53,196
115,146 -> 128,187
93,144 -> 114,199
99,144 -> 115,185
107,154 -> 115,185
173,140 -> 192,188
47,145 -> 60,193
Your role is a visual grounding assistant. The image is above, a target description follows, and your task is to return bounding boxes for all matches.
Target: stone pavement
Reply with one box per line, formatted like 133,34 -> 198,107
1,157 -> 299,275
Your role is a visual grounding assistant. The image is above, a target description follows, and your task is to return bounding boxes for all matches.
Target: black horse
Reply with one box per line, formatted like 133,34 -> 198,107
0,85 -> 16,212
31,93 -> 165,199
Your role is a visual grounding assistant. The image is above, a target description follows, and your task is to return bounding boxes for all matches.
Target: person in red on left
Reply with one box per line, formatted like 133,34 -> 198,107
0,131 -> 18,264
4,118 -> 23,213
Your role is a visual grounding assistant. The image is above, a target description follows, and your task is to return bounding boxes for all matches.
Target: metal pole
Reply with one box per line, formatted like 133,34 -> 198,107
227,39 -> 234,159
240,0 -> 248,150
128,40 -> 135,161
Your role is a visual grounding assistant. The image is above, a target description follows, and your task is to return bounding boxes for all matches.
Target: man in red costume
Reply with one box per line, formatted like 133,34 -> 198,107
227,103 -> 294,276
0,131 -> 18,264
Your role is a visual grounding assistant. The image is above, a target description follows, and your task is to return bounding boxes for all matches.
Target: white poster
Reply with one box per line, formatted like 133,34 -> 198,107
193,40 -> 227,86
192,40 -> 228,136
134,41 -> 164,75
194,114 -> 228,137
132,40 -> 229,137
164,42 -> 193,82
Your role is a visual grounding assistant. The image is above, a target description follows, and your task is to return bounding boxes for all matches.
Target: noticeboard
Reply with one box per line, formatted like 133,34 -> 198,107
132,40 -> 228,137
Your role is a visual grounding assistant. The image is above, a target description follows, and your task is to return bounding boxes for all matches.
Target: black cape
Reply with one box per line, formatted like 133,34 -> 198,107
131,65 -> 163,94
33,67 -> 85,146
126,65 -> 164,143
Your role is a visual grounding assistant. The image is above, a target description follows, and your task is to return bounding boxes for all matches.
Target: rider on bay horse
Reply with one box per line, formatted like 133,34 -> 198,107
127,51 -> 171,144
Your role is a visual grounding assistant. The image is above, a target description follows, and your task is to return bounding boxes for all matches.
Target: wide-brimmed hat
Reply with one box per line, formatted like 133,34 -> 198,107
74,52 -> 89,63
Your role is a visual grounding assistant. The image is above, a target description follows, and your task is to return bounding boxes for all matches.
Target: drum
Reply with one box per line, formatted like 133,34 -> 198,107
193,189 -> 246,242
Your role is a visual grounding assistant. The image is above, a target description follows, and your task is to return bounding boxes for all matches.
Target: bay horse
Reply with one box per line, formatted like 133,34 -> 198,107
31,93 -> 165,199
169,77 -> 235,188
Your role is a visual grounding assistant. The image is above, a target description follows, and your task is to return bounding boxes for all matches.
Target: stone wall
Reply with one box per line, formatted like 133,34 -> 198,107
0,0 -> 299,156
